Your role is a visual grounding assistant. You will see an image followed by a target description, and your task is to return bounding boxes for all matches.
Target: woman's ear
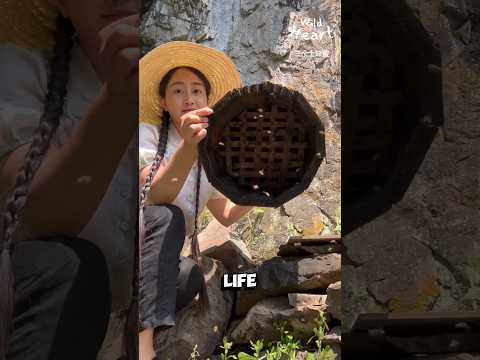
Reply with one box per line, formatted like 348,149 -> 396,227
159,98 -> 168,112
46,0 -> 69,17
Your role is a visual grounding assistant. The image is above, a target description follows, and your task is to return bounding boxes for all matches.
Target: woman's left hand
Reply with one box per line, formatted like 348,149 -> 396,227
207,197 -> 254,227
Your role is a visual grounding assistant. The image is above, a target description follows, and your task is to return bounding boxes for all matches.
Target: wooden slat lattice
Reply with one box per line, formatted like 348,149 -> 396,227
218,103 -> 309,194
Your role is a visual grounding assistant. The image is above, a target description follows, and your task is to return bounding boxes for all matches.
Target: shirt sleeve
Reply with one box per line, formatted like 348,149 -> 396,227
0,43 -> 48,163
139,123 -> 160,170
209,185 -> 226,200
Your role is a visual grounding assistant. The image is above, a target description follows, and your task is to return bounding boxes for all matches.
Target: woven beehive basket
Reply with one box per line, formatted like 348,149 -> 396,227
199,82 -> 326,207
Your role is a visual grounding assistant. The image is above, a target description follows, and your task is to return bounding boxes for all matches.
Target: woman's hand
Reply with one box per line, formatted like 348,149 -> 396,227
178,107 -> 213,146
98,15 -> 139,106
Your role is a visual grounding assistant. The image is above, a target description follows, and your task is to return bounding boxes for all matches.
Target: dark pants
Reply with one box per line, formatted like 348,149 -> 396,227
7,237 -> 111,360
139,204 -> 202,331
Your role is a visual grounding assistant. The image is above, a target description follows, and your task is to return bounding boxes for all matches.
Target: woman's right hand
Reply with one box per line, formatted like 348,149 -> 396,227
98,15 -> 139,106
178,107 -> 213,146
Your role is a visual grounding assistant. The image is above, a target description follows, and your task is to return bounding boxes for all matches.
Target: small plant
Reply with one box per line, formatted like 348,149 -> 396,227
237,339 -> 264,360
251,339 -> 264,357
317,347 -> 336,360
189,344 -> 200,360
220,336 -> 237,360
243,207 -> 265,247
199,209 -> 214,233
251,320 -> 300,360
305,313 -> 337,360
309,313 -> 328,350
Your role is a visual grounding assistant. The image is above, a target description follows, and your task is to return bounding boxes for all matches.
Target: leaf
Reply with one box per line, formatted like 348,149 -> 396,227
237,352 -> 255,360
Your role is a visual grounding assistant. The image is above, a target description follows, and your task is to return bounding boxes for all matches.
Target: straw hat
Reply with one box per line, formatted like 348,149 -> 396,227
0,0 -> 58,51
140,41 -> 242,125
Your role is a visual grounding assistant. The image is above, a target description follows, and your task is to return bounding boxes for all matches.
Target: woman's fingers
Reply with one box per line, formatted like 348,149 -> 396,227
180,107 -> 213,123
193,129 -> 208,141
181,116 -> 209,131
189,116 -> 209,124
188,107 -> 213,117
178,107 -> 213,144
189,123 -> 209,133
99,25 -> 139,78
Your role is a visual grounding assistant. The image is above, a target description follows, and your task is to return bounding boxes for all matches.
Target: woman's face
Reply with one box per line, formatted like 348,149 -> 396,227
48,0 -> 139,52
160,68 -> 209,127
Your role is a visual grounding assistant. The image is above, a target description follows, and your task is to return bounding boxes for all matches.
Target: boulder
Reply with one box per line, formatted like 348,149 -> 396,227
230,297 -> 326,344
258,254 -> 341,295
154,257 -> 234,359
202,239 -> 256,272
183,218 -> 256,272
235,287 -> 267,316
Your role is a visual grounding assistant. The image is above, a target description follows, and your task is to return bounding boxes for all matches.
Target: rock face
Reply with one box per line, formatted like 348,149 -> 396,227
342,0 -> 480,330
154,257 -> 234,359
141,0 -> 341,260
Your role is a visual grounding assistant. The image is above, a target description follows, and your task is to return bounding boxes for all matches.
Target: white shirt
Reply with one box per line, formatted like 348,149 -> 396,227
0,42 -> 137,311
139,122 -> 225,236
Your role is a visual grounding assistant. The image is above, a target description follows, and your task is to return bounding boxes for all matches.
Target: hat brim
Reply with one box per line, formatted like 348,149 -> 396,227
140,41 -> 242,125
0,0 -> 57,51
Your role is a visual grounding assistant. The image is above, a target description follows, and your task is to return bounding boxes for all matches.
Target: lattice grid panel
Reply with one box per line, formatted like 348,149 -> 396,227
217,103 -> 309,196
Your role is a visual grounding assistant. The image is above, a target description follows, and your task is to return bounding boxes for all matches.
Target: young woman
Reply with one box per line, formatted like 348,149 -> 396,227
0,0 -> 139,359
138,42 -> 254,360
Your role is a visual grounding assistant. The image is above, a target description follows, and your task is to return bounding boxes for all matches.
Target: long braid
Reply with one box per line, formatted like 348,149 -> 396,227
138,111 -> 170,249
191,157 -> 209,312
139,113 -> 170,208
0,16 -> 74,360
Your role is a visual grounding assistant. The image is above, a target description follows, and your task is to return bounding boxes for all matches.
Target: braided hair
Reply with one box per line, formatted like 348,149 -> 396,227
139,66 -> 211,312
0,16 -> 75,359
